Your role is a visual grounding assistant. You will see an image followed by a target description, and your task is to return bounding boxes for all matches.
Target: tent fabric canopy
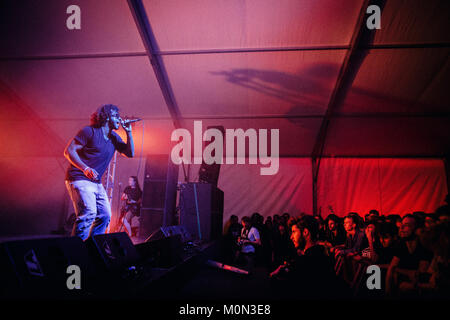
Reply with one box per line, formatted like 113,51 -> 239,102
0,0 -> 448,234
1,0 -> 449,157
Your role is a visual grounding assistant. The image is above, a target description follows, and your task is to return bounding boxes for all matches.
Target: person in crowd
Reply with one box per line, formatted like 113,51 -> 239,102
270,215 -> 339,298
413,211 -> 426,235
282,212 -> 290,225
223,215 -> 242,263
313,215 -> 327,240
377,215 -> 387,224
273,214 -> 281,229
424,213 -> 439,232
320,214 -> 346,253
227,215 -> 242,239
262,216 -> 274,267
265,216 -> 273,228
272,223 -> 295,267
375,222 -> 399,266
420,213 -> 440,252
348,212 -> 364,229
386,214 -> 403,231
437,211 -> 450,225
251,212 -> 264,231
367,210 -> 380,223
435,194 -> 450,224
235,216 -> 261,272
251,212 -> 266,264
385,214 -> 433,296
417,222 -> 450,296
359,220 -> 381,263
334,214 -> 368,258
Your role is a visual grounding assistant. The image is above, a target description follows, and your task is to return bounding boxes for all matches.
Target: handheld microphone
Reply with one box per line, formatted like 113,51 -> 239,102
120,118 -> 142,124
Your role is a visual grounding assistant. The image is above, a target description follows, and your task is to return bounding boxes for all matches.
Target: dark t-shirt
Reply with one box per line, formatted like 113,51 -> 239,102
324,228 -> 346,247
122,186 -> 142,216
296,245 -> 334,274
227,223 -> 242,239
287,245 -> 336,297
342,229 -> 368,255
375,243 -> 397,265
66,126 -> 126,182
394,239 -> 433,270
123,186 -> 142,202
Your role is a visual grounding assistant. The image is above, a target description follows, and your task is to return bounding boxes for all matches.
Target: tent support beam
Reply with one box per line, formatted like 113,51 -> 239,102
3,113 -> 448,122
2,43 -> 449,61
127,0 -> 189,184
127,0 -> 183,130
311,0 -> 386,215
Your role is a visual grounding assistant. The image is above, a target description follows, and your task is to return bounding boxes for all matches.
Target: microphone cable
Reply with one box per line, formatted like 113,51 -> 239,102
136,118 -> 145,178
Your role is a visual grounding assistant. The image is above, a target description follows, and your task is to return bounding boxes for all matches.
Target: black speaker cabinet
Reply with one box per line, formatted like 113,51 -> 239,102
199,163 -> 221,187
139,208 -> 164,242
0,236 -> 93,297
198,125 -> 224,187
86,232 -> 140,272
135,235 -> 183,268
141,155 -> 178,239
179,183 -> 224,242
145,225 -> 192,243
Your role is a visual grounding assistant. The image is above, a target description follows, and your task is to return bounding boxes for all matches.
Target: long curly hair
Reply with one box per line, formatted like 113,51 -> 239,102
130,176 -> 142,193
90,104 -> 119,128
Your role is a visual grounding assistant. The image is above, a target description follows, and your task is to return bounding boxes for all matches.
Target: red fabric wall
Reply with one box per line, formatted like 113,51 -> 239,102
317,158 -> 448,217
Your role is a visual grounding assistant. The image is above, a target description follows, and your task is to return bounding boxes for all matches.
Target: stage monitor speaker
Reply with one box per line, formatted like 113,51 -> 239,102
139,208 -> 164,242
135,235 -> 182,268
198,126 -> 224,187
140,154 -> 178,240
0,236 -> 94,297
145,225 -> 191,243
86,232 -> 140,272
179,183 -> 224,242
161,225 -> 192,243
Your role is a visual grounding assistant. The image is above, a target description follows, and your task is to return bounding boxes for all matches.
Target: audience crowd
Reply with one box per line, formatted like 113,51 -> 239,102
221,195 -> 450,299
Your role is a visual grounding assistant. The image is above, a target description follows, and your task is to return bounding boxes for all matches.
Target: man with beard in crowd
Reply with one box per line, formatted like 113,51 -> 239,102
270,215 -> 340,298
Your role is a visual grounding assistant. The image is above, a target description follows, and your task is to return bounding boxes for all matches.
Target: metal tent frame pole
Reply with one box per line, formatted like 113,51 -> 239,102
104,151 -> 118,233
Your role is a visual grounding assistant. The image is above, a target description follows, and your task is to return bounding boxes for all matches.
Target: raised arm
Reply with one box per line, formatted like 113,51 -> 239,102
121,122 -> 135,158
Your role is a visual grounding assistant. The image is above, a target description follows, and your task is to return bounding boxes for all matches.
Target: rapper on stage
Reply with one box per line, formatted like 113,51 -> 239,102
64,104 -> 134,240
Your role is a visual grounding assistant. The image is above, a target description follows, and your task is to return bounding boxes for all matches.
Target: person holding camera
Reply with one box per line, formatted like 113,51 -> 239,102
235,216 -> 261,272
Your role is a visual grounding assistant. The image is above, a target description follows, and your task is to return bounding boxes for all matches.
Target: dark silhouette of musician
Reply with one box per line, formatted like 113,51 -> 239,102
119,176 -> 142,237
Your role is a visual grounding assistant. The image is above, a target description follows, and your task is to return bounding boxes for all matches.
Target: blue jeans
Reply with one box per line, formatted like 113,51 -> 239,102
65,180 -> 111,241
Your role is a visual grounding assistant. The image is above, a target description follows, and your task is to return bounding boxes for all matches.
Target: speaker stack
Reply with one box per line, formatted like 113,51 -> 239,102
198,125 -> 224,187
180,126 -> 224,242
139,154 -> 178,241
179,182 -> 224,242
